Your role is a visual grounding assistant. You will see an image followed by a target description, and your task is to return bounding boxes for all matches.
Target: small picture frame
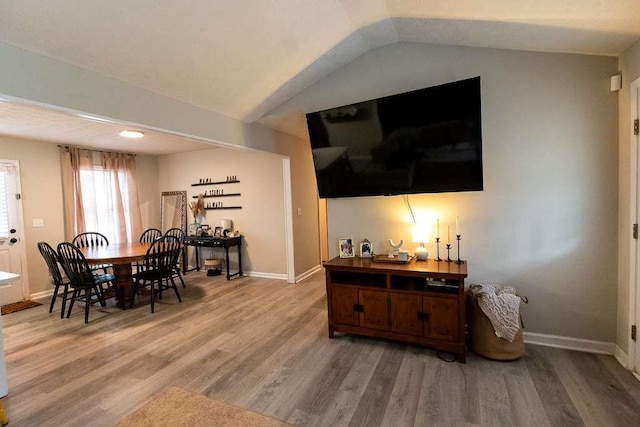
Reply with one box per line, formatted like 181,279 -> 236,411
339,237 -> 355,258
196,226 -> 203,237
359,239 -> 372,258
188,223 -> 198,236
214,226 -> 223,237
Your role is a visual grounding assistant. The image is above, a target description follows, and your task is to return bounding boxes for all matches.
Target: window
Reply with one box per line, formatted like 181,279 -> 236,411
79,166 -> 137,243
61,147 -> 142,243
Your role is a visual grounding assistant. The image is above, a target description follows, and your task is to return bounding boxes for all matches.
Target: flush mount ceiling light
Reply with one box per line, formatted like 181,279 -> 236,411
119,130 -> 144,139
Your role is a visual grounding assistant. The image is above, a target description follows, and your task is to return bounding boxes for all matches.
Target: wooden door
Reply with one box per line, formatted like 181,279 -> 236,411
329,286 -> 359,326
425,295 -> 458,341
390,293 -> 424,336
359,289 -> 389,331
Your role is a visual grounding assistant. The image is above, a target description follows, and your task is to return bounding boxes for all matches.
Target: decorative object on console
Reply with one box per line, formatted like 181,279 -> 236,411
339,237 -> 355,258
435,218 -> 443,261
372,254 -> 413,263
455,216 -> 465,264
188,223 -> 198,236
359,239 -> 372,258
387,239 -> 403,258
412,224 -> 429,261
189,194 -> 206,221
445,225 -> 453,262
221,219 -> 233,231
455,234 -> 464,264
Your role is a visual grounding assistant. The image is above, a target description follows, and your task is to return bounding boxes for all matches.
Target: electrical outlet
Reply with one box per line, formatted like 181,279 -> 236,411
32,218 -> 44,227
297,208 -> 302,216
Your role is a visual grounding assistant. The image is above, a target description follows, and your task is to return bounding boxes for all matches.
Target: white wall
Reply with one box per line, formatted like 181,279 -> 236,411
618,40 -> 640,352
158,148 -> 288,276
272,42 -> 619,342
135,155 -> 160,230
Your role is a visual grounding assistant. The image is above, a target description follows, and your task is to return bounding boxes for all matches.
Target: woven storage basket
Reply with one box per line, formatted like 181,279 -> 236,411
467,292 -> 525,361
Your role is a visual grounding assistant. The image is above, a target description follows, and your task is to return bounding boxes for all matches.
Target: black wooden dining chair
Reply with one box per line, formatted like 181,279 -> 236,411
135,228 -> 163,273
57,242 -> 116,323
139,228 -> 162,243
37,241 -> 72,319
72,232 -> 112,273
164,228 -> 186,288
72,231 -> 109,248
131,235 -> 183,313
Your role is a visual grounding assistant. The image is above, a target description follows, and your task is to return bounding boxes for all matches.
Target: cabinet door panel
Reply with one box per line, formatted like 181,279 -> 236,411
425,296 -> 458,341
359,289 -> 389,331
390,293 -> 423,336
330,286 -> 359,326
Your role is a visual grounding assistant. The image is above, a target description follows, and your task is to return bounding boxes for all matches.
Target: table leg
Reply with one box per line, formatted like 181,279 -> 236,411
238,240 -> 243,276
111,263 -> 134,309
225,247 -> 231,280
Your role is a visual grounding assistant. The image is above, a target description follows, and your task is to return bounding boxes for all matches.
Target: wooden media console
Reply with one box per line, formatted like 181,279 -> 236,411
323,256 -> 468,362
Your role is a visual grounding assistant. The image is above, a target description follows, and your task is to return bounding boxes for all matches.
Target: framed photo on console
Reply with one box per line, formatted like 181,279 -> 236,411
339,237 -> 355,258
214,226 -> 223,237
188,223 -> 198,236
359,239 -> 372,258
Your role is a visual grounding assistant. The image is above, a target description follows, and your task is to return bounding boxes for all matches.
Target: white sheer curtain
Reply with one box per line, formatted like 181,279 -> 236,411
60,147 -> 143,243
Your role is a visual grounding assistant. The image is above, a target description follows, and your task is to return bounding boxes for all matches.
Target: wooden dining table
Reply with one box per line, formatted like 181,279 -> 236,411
80,242 -> 151,309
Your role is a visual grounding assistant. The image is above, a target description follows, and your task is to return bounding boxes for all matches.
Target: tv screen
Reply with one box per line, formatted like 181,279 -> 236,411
306,77 -> 483,198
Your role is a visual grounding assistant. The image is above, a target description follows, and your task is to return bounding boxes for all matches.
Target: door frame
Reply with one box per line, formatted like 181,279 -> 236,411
628,77 -> 640,375
0,159 -> 29,301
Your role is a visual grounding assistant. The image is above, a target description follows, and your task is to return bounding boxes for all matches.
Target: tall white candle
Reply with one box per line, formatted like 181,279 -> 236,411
436,218 -> 440,239
447,225 -> 450,244
456,216 -> 460,236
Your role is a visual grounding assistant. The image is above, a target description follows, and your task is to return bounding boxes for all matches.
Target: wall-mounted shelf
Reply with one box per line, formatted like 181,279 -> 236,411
193,193 -> 241,199
192,180 -> 240,186
205,207 -> 242,210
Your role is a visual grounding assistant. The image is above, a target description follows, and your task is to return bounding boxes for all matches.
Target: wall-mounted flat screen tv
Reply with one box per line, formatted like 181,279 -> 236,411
305,77 -> 483,198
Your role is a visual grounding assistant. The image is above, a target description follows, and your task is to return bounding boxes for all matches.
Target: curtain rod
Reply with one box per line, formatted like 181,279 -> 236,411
57,145 -> 137,157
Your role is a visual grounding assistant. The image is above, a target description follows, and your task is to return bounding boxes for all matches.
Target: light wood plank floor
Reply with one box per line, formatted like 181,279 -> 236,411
2,272 -> 640,426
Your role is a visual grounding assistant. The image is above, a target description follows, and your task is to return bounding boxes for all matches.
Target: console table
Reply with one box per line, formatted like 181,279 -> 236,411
183,236 -> 243,280
323,256 -> 468,362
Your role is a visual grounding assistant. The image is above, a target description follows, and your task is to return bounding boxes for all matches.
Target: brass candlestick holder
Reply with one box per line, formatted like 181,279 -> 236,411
455,234 -> 465,264
435,237 -> 443,261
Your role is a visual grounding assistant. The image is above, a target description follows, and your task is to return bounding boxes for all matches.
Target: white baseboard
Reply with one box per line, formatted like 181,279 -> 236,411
296,264 -> 323,283
30,289 -> 54,301
243,271 -> 288,280
524,331 -> 615,355
614,345 -> 629,369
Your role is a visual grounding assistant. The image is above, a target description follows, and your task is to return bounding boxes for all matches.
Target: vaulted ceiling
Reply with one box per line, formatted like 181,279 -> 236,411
1,1 -> 639,155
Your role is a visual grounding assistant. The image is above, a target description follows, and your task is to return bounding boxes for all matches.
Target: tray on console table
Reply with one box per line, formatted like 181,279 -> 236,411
322,256 -> 468,362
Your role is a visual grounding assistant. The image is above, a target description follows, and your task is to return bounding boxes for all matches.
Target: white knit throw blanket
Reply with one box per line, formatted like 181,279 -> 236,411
469,283 -> 521,342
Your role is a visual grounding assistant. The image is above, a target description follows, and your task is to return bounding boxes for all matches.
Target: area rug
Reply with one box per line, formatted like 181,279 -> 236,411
116,387 -> 293,427
0,300 -> 42,315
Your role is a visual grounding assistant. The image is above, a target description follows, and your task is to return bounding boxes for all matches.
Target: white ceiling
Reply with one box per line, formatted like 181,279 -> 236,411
0,0 -> 639,155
